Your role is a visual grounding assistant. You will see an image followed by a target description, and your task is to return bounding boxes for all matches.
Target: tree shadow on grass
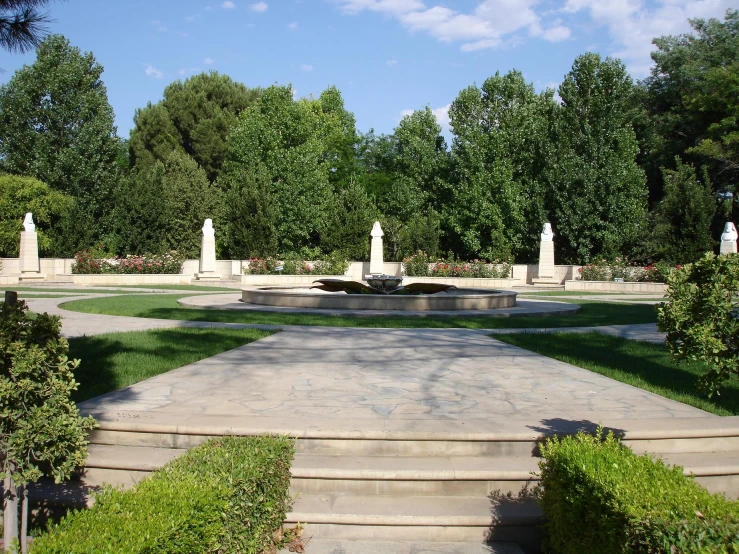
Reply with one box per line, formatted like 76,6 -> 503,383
68,328 -> 272,403
499,332 -> 739,415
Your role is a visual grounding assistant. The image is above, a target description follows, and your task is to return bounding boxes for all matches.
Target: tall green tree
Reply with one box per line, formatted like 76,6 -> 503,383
113,151 -> 223,257
647,159 -> 716,263
129,71 -> 260,182
551,53 -> 648,263
0,34 -> 120,251
318,85 -> 360,191
448,71 -> 553,261
220,85 -> 334,256
642,10 -> 739,201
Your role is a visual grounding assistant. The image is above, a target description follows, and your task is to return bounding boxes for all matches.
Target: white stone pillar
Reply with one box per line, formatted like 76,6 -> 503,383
720,222 -> 738,255
369,221 -> 384,275
532,222 -> 559,286
19,213 -> 44,281
196,218 -> 221,281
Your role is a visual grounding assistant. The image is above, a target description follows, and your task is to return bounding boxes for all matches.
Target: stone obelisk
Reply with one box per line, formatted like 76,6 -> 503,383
196,218 -> 221,281
369,221 -> 384,276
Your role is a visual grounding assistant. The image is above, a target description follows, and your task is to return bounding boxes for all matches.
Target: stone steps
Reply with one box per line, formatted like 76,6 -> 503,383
27,415 -> 739,553
279,539 -> 524,554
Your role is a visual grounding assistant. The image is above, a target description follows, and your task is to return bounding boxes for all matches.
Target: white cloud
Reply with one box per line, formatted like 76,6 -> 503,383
288,21 -> 299,30
149,19 -> 168,32
178,67 -> 201,75
144,64 -> 163,79
300,64 -> 313,71
432,103 -> 451,129
250,1 -> 268,11
334,0 -> 571,52
184,14 -> 199,21
562,0 -> 735,76
222,1 -> 236,8
387,59 -> 398,65
204,57 -> 215,64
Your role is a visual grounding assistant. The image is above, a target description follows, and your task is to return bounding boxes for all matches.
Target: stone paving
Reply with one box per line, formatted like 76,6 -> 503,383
25,295 -> 691,423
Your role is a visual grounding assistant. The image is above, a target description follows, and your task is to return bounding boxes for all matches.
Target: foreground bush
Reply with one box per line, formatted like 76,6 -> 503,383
32,435 -> 295,554
658,252 -> 739,396
71,250 -> 184,274
538,429 -> 739,553
1,299 -> 96,549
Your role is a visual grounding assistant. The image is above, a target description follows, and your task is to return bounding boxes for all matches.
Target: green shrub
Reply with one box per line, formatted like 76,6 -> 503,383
538,429 -> 739,553
403,251 -> 431,276
658,253 -> 739,395
1,299 -> 96,546
32,435 -> 296,554
312,251 -> 349,276
71,250 -> 185,274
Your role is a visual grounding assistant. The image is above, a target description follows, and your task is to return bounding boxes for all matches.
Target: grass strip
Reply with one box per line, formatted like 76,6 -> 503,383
1,286 -> 161,294
94,284 -> 238,291
60,294 -> 658,329
518,291 -> 631,296
68,327 -> 276,402
494,332 -> 738,416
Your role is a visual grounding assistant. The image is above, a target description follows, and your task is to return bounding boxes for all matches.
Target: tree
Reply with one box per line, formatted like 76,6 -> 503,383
321,178 -> 377,260
642,10 -> 739,202
648,159 -> 716,263
551,53 -> 648,263
1,299 -> 96,552
448,71 -> 554,262
658,253 -> 739,396
113,151 -> 223,257
0,34 -> 120,251
318,86 -> 360,191
0,174 -> 72,257
220,86 -> 338,256
0,0 -> 56,56
129,71 -> 260,182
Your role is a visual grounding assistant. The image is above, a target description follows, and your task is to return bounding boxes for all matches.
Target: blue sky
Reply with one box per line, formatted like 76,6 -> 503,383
0,0 -> 734,139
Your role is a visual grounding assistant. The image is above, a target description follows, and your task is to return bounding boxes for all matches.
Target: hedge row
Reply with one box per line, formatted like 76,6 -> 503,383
539,429 -> 739,553
31,436 -> 295,553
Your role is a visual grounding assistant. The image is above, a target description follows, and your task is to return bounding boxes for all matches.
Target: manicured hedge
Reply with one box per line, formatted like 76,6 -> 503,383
538,429 -> 739,553
31,436 -> 295,553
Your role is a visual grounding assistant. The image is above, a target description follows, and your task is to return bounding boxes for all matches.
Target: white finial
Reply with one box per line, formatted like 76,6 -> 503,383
23,213 -> 35,232
202,218 -> 214,238
721,222 -> 737,242
370,221 -> 384,238
541,222 -> 553,242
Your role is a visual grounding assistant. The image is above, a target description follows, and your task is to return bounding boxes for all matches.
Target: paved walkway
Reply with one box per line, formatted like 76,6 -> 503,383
74,324 -> 703,421
23,295 -> 688,424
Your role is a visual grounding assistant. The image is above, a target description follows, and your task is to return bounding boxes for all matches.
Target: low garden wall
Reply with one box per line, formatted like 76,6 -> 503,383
63,274 -> 194,285
565,280 -> 668,293
242,274 -> 348,286
403,276 -> 519,289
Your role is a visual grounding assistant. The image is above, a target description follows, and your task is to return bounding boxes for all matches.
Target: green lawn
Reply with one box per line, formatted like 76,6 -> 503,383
60,294 -> 658,329
93,284 -> 238,291
68,327 -> 276,402
494,332 -> 738,416
518,291 -> 631,297
1,287 -> 163,295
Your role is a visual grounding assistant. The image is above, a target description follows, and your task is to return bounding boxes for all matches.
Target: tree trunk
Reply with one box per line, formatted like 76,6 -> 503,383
20,486 -> 28,554
3,475 -> 19,553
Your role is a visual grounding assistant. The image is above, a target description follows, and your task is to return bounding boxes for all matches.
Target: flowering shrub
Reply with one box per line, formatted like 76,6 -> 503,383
71,250 -> 184,274
402,251 -> 432,277
404,252 -> 512,279
244,252 -> 348,276
577,258 -> 680,282
246,257 -> 279,275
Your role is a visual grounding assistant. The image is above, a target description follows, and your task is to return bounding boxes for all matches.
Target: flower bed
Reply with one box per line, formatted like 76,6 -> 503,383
577,258 -> 679,283
71,250 -> 185,275
403,251 -> 512,279
244,252 -> 349,276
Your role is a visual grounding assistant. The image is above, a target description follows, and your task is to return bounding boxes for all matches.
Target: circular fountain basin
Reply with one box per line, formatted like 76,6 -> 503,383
241,287 -> 517,311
